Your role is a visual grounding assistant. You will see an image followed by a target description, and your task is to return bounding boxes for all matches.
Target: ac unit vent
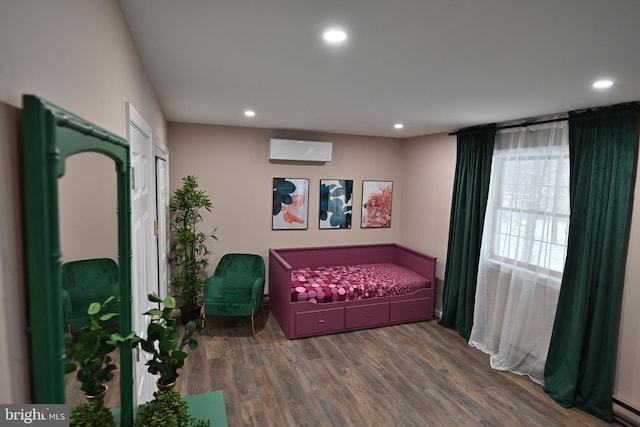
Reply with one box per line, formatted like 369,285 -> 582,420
269,139 -> 333,162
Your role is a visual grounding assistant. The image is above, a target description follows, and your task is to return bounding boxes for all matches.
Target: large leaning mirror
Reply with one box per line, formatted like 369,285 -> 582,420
22,95 -> 133,425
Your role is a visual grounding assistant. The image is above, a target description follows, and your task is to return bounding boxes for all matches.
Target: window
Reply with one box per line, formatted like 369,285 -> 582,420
489,126 -> 570,275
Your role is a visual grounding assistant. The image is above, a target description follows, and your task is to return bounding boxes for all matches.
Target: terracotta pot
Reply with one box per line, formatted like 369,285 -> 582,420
85,384 -> 108,401
156,379 -> 176,391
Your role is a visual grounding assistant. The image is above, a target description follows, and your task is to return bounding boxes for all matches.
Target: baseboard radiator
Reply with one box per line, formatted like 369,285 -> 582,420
614,398 -> 640,426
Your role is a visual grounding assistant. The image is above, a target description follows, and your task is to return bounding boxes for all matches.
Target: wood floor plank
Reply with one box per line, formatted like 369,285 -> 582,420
306,357 -> 370,426
248,366 -> 297,427
164,309 -> 619,426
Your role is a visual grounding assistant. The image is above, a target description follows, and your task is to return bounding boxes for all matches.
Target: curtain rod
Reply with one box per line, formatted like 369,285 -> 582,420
448,101 -> 640,136
448,116 -> 567,136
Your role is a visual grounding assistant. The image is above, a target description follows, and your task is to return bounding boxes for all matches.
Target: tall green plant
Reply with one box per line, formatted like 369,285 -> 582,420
170,175 -> 217,309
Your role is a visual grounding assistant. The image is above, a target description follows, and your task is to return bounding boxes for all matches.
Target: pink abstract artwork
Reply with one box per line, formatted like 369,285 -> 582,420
361,181 -> 393,228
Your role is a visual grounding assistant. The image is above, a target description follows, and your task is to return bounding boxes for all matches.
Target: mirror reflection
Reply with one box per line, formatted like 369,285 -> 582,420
59,152 -> 120,410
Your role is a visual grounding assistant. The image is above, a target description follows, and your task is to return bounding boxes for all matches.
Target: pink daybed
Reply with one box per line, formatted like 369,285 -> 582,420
269,244 -> 437,339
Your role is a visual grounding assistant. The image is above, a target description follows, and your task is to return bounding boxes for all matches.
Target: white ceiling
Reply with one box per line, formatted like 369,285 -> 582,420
119,0 -> 640,138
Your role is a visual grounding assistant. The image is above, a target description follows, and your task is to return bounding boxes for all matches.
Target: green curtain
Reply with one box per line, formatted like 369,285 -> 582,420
544,105 -> 639,422
439,126 -> 495,340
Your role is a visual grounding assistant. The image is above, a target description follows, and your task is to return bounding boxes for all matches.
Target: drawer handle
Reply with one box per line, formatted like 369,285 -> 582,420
408,309 -> 414,313
318,319 -> 325,324
366,314 -> 373,318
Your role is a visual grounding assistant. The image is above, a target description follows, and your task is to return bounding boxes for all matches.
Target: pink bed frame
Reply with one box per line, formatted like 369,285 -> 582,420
269,243 -> 437,339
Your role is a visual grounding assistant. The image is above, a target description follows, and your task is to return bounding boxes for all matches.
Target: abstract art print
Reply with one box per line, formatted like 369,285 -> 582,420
319,179 -> 353,229
361,180 -> 393,228
272,178 -> 309,229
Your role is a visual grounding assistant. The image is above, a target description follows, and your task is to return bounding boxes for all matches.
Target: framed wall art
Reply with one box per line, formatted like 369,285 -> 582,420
319,179 -> 353,229
361,180 -> 393,228
272,177 -> 309,230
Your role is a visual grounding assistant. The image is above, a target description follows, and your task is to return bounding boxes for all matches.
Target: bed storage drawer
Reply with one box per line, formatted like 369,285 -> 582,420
345,302 -> 389,329
389,298 -> 430,323
295,307 -> 345,336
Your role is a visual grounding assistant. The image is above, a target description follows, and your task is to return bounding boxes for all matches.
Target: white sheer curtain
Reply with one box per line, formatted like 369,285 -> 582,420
468,121 -> 570,384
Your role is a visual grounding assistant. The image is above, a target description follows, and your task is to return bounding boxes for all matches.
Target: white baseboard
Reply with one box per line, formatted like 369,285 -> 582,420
434,308 -> 442,319
614,400 -> 640,427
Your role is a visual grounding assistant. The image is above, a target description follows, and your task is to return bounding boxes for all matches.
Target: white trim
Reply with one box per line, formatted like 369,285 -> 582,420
154,139 -> 170,301
614,401 -> 640,427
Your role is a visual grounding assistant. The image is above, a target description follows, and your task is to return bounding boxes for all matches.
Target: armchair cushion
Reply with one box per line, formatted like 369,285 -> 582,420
204,254 -> 265,318
62,258 -> 120,332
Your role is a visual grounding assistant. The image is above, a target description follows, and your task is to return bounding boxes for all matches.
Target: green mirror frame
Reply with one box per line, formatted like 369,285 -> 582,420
22,95 -> 133,424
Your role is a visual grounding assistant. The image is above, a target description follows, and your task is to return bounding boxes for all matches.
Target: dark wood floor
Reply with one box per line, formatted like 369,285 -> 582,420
175,308 -> 618,427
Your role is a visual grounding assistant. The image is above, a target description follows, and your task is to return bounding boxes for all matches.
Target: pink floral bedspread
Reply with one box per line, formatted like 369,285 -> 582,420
290,263 -> 430,303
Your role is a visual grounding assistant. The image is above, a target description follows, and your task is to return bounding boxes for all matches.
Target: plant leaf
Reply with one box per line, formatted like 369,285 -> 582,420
185,321 -> 197,333
99,312 -> 119,321
103,295 -> 118,306
148,293 -> 163,303
172,350 -> 188,361
87,302 -> 101,316
163,296 -> 176,309
144,308 -> 162,317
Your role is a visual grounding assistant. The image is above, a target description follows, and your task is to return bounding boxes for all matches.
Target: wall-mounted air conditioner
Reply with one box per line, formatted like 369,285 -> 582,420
269,138 -> 333,162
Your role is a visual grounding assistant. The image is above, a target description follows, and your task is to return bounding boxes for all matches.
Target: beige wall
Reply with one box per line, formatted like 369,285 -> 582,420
167,123 -> 404,292
401,133 -> 457,314
614,150 -> 640,418
0,0 -> 165,403
59,153 -> 119,262
0,101 -> 27,404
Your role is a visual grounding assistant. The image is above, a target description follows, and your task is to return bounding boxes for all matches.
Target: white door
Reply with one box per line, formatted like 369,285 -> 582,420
127,103 -> 156,406
155,142 -> 170,300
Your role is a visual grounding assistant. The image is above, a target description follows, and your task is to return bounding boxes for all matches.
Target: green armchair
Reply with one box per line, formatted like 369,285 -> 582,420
203,253 -> 265,336
61,258 -> 119,333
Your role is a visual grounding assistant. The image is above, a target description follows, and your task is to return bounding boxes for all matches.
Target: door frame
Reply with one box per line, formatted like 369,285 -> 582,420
126,102 -> 156,407
154,139 -> 170,301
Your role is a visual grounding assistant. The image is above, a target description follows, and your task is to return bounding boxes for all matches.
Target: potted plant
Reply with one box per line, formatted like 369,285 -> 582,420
134,389 -> 210,427
170,175 -> 217,323
65,296 -> 125,399
138,293 -> 202,389
70,400 -> 116,427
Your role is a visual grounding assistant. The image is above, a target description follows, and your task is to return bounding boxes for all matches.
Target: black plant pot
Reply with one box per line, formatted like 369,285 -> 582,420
180,306 -> 202,326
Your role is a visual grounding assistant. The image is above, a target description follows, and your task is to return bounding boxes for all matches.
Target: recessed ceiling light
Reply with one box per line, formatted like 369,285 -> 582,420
244,110 -> 256,117
394,123 -> 404,129
323,29 -> 347,43
593,79 -> 613,89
